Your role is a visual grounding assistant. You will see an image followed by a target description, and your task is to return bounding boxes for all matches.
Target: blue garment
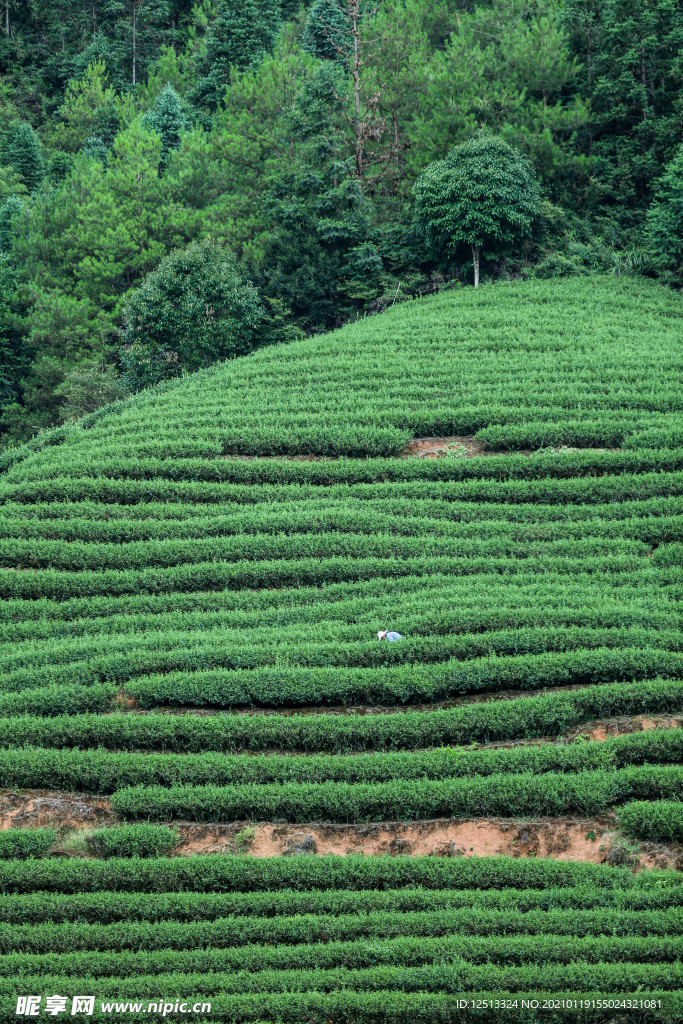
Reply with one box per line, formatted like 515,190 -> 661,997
385,632 -> 403,641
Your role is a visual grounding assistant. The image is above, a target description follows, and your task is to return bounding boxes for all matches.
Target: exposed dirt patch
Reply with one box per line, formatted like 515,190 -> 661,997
565,714 -> 682,744
400,439 -> 625,461
401,435 -> 491,459
247,818 -> 614,862
0,790 -> 112,831
217,440 -> 621,462
174,816 -> 683,870
114,692 -> 139,709
173,822 -> 259,857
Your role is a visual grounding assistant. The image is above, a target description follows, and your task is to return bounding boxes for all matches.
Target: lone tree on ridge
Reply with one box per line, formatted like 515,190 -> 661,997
414,133 -> 541,287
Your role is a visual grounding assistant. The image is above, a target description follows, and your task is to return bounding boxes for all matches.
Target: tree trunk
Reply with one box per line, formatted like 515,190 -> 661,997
4,2 -> 9,37
92,1 -> 96,36
132,0 -> 137,86
471,244 -> 481,288
586,27 -> 592,154
351,0 -> 362,178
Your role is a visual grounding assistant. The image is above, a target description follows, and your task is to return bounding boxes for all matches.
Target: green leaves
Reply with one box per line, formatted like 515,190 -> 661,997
121,240 -> 265,391
141,84 -> 189,164
0,279 -> 680,1019
2,122 -> 45,194
646,145 -> 683,283
85,824 -> 178,859
0,677 -> 680,748
0,728 -> 680,795
0,829 -> 56,860
190,0 -> 281,111
0,852 -> 673,894
619,800 -> 683,843
110,765 -> 683,823
414,133 -> 541,281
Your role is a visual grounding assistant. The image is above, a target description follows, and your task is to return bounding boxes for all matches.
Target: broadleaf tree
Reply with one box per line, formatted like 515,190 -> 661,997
414,133 -> 542,286
121,239 -> 266,391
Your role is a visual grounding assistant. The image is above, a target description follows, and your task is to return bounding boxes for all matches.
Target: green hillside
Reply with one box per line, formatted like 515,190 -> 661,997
0,275 -> 682,1021
7,275 -> 683,465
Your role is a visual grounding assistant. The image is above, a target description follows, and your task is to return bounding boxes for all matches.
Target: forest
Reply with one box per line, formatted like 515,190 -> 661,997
0,0 -> 681,446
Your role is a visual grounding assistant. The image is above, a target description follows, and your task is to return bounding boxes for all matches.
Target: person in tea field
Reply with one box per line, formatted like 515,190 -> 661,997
377,630 -> 403,641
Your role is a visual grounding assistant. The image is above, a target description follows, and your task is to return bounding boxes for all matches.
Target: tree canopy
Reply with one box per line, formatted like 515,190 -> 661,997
142,83 -> 189,163
121,240 -> 266,391
647,145 -> 683,284
414,134 -> 541,286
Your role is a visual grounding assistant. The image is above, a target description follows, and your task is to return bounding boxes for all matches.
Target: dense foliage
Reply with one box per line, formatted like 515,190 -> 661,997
120,240 -> 266,391
0,0 -> 681,443
85,824 -> 179,858
414,134 -> 541,286
647,145 -> 683,285
0,828 -> 56,860
619,800 -> 683,843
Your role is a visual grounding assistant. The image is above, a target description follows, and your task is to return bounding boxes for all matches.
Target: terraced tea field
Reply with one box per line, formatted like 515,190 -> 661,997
0,276 -> 682,1021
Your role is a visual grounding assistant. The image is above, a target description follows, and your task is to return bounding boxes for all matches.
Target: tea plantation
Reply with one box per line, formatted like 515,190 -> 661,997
0,276 -> 682,1021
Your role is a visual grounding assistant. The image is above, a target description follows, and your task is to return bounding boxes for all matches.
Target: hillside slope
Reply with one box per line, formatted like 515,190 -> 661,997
7,275 -> 683,466
0,276 -> 682,1021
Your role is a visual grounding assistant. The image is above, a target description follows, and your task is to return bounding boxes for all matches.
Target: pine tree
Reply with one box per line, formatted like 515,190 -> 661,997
82,136 -> 108,165
191,0 -> 281,111
412,0 -> 590,192
302,0 -> 351,65
4,121 -> 44,193
0,254 -> 26,404
365,0 -> 431,191
562,0 -> 683,210
142,84 -> 190,164
53,123 -> 168,313
53,61 -> 118,153
109,0 -> 171,88
646,144 -> 683,283
0,195 -> 23,253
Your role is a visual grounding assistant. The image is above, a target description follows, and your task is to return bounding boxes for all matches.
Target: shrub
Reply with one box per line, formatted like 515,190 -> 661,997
121,241 -> 266,392
85,825 -> 178,859
619,800 -> 683,843
0,828 -> 56,859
